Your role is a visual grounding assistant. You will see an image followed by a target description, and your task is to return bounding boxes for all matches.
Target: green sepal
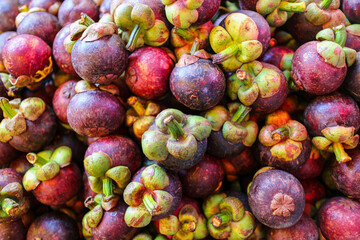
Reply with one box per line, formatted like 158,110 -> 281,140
35,160 -> 60,181
242,121 -> 259,147
131,4 -> 155,30
312,136 -> 333,150
158,215 -> 180,235
144,20 -> 169,47
219,197 -> 245,222
305,2 -> 331,26
203,193 -> 227,219
222,121 -> 248,145
140,164 -> 170,190
256,67 -> 282,98
163,0 -> 200,29
317,41 -> 345,68
88,176 -> 103,194
84,151 -> 112,178
114,3 -> 134,31
286,120 -> 308,141
343,47 -> 357,67
321,126 -> 355,143
194,214 -> 209,239
270,139 -> 303,161
208,218 -> 231,239
227,74 -> 242,101
50,146 -> 72,168
225,13 -> 259,43
236,40 -> 263,63
167,133 -> 197,160
80,22 -> 118,42
123,182 -> 146,207
105,166 -> 131,189
86,204 -> 104,228
343,135 -> 359,149
142,130 -> 169,161
0,120 -> 12,142
205,106 -> 230,131
182,115 -> 211,141
19,97 -> 45,121
238,83 -> 260,106
228,211 -> 255,240
23,167 -> 40,191
125,203 -> 152,228
155,109 -> 186,133
346,24 -> 360,37
256,0 -> 280,15
266,8 -> 288,28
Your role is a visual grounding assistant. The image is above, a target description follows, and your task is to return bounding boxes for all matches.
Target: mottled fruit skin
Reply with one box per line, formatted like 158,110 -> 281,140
67,90 -> 125,137
8,154 -> 32,176
344,52 -> 360,101
290,149 -> 325,179
0,1 -> 19,32
52,25 -> 79,77
27,211 -> 80,240
170,58 -> 225,111
179,154 -> 224,199
284,13 -> 322,44
267,213 -> 318,240
92,200 -> 139,240
126,47 -> 174,100
248,169 -> 305,229
3,34 -> 51,78
9,105 -> 57,152
0,31 -> 17,73
318,197 -> 360,240
58,0 -> 99,27
0,219 -> 26,240
52,80 -> 77,124
255,138 -> 312,172
342,0 -> 360,24
84,135 -> 142,174
207,130 -> 246,158
0,142 -> 19,165
331,148 -> 360,198
0,168 -> 23,189
304,92 -> 360,136
32,163 -> 81,206
17,11 -> 62,46
71,34 -> 128,85
291,41 -> 347,95
300,179 -> 326,205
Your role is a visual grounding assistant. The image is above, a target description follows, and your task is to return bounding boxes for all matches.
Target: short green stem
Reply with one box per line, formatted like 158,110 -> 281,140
190,38 -> 200,55
333,142 -> 351,163
182,221 -> 197,232
211,212 -> 231,228
26,153 -> 48,167
278,1 -> 306,13
271,126 -> 290,141
212,45 -> 239,64
231,105 -> 251,124
126,24 -> 143,52
319,0 -> 332,10
102,177 -> 113,198
164,115 -> 185,140
175,27 -> 194,42
333,24 -> 347,47
143,192 -> 161,216
80,13 -> 95,27
0,98 -> 17,119
128,96 -> 145,116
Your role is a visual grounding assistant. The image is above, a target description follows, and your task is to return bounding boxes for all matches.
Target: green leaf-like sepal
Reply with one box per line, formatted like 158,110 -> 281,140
204,106 -> 230,131
321,126 -> 355,143
140,164 -> 170,190
123,182 -> 146,207
317,41 -> 346,68
305,2 -> 331,26
222,121 -> 248,145
167,133 -> 197,160
105,166 -> 131,189
270,139 -> 303,161
158,215 -> 180,235
312,136 -> 333,150
203,193 -> 227,219
88,176 -> 103,194
50,146 -> 72,168
238,83 -> 260,106
23,167 -> 40,191
35,161 -> 60,181
125,203 -> 152,228
183,115 -> 212,141
228,211 -> 256,239
142,130 -> 169,161
86,205 -> 103,228
219,197 -> 245,222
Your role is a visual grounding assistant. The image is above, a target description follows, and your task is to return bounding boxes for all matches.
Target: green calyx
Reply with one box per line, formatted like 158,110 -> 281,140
114,3 -> 169,51
0,182 -> 30,221
317,41 -> 345,68
83,196 -> 108,230
209,13 -> 263,72
304,0 -> 334,26
80,22 -> 118,42
312,126 -> 359,163
142,109 -> 211,161
123,165 -> 173,228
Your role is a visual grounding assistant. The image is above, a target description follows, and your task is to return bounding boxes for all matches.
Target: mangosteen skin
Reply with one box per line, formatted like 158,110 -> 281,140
9,105 -> 57,153
284,13 -> 322,44
344,52 -> 360,101
52,25 -> 79,77
194,0 -> 221,26
304,92 -> 360,136
52,80 -> 77,124
331,148 -> 360,198
122,0 -> 169,25
0,1 -> 19,32
206,130 -> 246,158
84,135 -> 142,174
342,0 -> 360,24
0,219 -> 26,240
67,90 -> 125,137
29,0 -> 62,15
0,168 -> 22,189
170,58 -> 225,111
224,147 -> 259,176
58,0 -> 99,27
179,154 -> 224,199
255,138 -> 312,172
0,142 -> 19,165
17,11 -> 62,46
248,169 -> 305,229
9,154 -> 32,176
267,213 -> 318,240
71,34 -> 128,85
345,31 -> 360,52
32,163 -> 82,206
262,46 -> 294,70
0,31 -> 17,72
92,200 -> 139,240
290,149 -> 325,179
291,41 -> 347,95
27,211 -> 80,240
318,196 -> 360,240
300,179 -> 326,205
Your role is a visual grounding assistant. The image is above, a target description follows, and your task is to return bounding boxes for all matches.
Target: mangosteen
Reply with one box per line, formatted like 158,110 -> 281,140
58,0 -> 99,27
0,219 -> 26,240
0,1 -> 19,33
52,80 -> 77,125
342,0 -> 360,24
0,31 -> 17,74
29,0 -> 62,15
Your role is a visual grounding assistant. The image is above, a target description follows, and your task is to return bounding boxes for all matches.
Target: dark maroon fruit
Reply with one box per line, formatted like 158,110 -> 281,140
0,1 -> 19,32
342,0 -> 360,24
0,141 -> 19,165
22,75 -> 57,106
0,31 -> 17,73
58,0 -> 99,27
267,213 -> 318,240
9,154 -> 32,175
290,146 -> 325,179
318,196 -> 360,240
0,219 -> 26,240
285,13 -> 322,44
248,169 -> 305,229
27,211 -> 80,240
52,80 -> 77,124
179,154 -> 224,199
345,25 -> 360,51
29,0 -> 62,15
300,179 -> 326,205
206,130 -> 246,159
126,47 -> 175,100
344,52 -> 360,101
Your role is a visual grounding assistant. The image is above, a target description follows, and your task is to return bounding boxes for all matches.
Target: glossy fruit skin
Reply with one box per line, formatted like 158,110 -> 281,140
52,80 -> 77,124
290,148 -> 325,179
300,179 -> 326,205
179,154 -> 224,199
17,11 -> 62,46
170,58 -> 225,111
222,147 -> 259,178
122,0 -> 169,25
67,90 -> 125,137
195,0 -> 221,26
248,169 -> 305,229
3,34 -> 51,78
27,211 -> 80,240
318,197 -> 360,240
52,25 -> 79,77
71,34 -> 128,85
8,154 -> 32,176
291,41 -> 347,95
0,219 -> 26,240
58,0 -> 99,27
342,0 -> 360,24
304,92 -> 360,136
126,47 -> 174,100
0,1 -> 19,32
267,213 -> 318,240
32,163 -> 81,206
0,142 -> 19,165
331,148 -> 360,198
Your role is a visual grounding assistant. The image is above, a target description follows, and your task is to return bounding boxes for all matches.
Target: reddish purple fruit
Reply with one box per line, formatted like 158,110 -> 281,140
300,179 -> 326,205
290,146 -> 325,179
0,31 -> 17,73
0,142 -> 19,166
58,0 -> 99,27
52,80 -> 77,124
29,0 -> 62,15
0,1 -> 19,32
0,219 -> 26,240
342,0 -> 360,24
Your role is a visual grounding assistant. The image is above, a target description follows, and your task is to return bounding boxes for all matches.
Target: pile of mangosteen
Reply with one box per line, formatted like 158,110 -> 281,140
0,0 -> 360,239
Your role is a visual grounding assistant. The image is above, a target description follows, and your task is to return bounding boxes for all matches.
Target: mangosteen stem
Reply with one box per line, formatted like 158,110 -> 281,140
231,105 -> 252,124
164,115 -> 185,140
26,153 -> 48,167
126,24 -> 142,52
80,13 -> 95,27
102,177 -> 114,198
278,1 -> 306,13
333,142 -> 352,163
84,196 -> 97,210
333,25 -> 347,47
127,96 -> 145,116
212,45 -> 238,64
181,221 -> 197,232
271,126 -> 290,141
211,212 -> 231,228
319,0 -> 332,10
1,198 -> 19,216
190,39 -> 200,55
143,192 -> 161,216
175,28 -> 194,42
0,98 -> 17,119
